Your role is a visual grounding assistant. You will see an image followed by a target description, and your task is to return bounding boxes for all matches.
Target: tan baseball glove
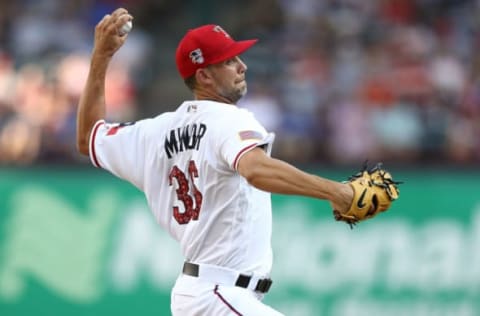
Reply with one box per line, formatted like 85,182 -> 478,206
333,162 -> 401,228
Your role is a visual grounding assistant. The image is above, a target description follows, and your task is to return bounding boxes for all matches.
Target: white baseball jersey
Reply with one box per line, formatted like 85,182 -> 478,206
89,100 -> 275,276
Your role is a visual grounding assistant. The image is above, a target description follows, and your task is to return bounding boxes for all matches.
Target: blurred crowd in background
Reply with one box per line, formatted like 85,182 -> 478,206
0,0 -> 479,166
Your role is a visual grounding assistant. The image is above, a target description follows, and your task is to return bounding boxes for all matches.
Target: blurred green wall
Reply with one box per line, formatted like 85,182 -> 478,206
0,167 -> 479,316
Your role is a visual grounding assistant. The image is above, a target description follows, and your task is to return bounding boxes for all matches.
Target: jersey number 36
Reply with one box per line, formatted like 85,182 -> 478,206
168,160 -> 203,225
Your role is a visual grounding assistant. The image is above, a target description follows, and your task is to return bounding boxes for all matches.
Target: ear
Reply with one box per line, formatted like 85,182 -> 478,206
195,68 -> 214,86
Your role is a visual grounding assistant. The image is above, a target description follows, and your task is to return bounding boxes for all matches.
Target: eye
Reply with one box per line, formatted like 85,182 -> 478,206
224,58 -> 236,65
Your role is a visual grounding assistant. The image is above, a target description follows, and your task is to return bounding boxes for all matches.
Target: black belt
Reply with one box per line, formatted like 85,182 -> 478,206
182,262 -> 273,294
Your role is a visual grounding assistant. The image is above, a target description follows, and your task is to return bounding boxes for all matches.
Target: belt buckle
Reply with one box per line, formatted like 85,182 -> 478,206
183,262 -> 273,293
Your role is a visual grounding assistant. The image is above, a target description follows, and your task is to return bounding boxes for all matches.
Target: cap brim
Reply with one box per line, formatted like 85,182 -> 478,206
209,39 -> 258,65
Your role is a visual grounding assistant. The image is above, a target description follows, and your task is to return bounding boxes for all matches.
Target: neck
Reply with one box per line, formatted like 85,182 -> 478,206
194,88 -> 236,105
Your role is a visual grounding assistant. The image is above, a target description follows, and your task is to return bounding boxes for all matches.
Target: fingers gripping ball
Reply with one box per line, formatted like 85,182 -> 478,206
119,20 -> 133,36
333,162 -> 401,228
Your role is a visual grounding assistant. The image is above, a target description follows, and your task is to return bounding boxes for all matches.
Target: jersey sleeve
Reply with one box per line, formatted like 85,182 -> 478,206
89,119 -> 149,190
218,109 -> 275,171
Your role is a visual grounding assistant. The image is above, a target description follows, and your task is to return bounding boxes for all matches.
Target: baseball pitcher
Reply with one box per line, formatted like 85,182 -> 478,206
76,8 -> 399,316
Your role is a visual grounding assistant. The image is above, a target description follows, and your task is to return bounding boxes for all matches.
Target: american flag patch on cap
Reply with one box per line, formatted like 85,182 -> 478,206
239,130 -> 263,141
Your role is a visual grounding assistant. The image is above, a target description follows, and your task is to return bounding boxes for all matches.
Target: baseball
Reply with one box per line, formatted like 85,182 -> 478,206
119,20 -> 133,36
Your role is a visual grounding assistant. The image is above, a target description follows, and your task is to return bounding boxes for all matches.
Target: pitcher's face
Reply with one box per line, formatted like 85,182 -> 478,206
208,56 -> 248,103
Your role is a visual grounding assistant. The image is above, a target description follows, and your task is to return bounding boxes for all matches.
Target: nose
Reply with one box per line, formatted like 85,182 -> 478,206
237,57 -> 247,73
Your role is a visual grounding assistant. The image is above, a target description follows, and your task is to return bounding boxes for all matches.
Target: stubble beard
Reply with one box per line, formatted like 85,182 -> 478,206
219,83 -> 247,104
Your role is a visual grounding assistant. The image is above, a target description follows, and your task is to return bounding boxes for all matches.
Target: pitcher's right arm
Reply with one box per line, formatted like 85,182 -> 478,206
76,8 -> 132,155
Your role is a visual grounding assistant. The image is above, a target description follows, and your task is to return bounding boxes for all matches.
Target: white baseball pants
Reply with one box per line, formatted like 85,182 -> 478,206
171,274 -> 284,316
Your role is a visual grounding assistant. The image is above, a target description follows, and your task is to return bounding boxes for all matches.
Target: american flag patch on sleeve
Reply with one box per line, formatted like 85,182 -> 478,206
238,130 -> 263,141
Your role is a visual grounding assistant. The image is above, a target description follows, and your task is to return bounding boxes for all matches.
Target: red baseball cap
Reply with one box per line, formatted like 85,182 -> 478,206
175,24 -> 258,79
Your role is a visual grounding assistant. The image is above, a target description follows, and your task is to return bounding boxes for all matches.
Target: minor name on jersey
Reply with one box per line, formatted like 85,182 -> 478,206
164,123 -> 207,158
